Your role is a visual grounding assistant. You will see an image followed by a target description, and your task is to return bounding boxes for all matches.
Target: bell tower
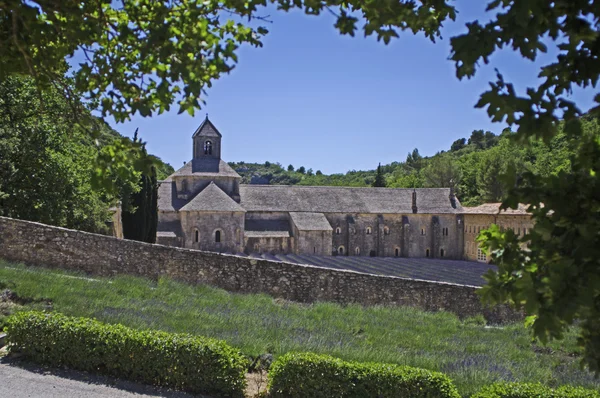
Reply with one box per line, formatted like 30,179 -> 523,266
192,114 -> 222,160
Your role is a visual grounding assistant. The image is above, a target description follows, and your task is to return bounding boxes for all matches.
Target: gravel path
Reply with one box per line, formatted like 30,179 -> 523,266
0,357 -> 203,398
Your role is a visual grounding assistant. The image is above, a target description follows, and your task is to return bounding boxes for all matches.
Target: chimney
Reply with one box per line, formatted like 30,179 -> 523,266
449,183 -> 457,209
412,189 -> 418,214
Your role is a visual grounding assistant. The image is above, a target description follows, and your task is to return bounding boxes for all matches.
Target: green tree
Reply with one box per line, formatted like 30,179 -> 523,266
0,76 -> 119,233
421,154 -> 460,189
468,130 -> 485,149
287,164 -> 294,172
121,132 -> 158,243
406,148 -> 423,171
372,163 -> 386,187
450,138 -> 466,152
315,170 -> 322,176
297,166 -> 306,174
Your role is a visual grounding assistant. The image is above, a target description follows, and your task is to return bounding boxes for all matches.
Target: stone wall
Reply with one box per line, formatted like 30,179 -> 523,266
0,216 -> 518,323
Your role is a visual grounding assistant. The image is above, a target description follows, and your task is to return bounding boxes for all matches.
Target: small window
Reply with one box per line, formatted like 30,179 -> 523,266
524,227 -> 527,235
464,225 -> 467,233
338,246 -> 345,255
215,230 -> 221,243
314,247 -> 316,254
335,227 -> 341,235
384,226 -> 390,235
182,180 -> 188,192
426,249 -> 430,257
440,249 -> 445,257
477,248 -> 487,262
355,247 -> 360,255
477,226 -> 481,233
194,229 -> 199,243
366,227 -> 372,235
517,227 -> 521,235
395,248 -> 399,257
254,243 -> 260,252
204,140 -> 212,155
469,226 -> 472,233
421,227 -> 426,236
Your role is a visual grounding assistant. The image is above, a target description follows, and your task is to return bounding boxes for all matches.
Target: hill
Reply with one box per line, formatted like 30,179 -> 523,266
229,118 -> 594,206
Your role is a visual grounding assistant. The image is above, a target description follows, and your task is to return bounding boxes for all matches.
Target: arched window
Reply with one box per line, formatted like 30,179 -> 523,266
355,247 -> 360,255
215,230 -> 221,243
366,227 -> 372,235
335,227 -> 341,235
194,229 -> 199,243
384,226 -> 390,235
338,246 -> 345,255
426,249 -> 430,257
204,140 -> 212,155
395,248 -> 399,257
440,248 -> 445,257
421,227 -> 426,236
254,243 -> 260,252
181,180 -> 188,192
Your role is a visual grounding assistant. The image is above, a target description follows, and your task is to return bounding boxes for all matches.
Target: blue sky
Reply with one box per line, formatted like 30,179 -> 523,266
103,1 -> 596,174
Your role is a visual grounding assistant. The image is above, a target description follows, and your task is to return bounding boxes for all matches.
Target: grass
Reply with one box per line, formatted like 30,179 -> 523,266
0,260 -> 598,397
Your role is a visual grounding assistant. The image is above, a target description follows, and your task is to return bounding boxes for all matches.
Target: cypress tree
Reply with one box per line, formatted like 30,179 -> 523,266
372,163 -> 386,187
121,132 -> 158,243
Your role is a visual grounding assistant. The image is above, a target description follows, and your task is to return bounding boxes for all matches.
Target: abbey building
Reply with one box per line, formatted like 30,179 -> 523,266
157,117 -> 532,261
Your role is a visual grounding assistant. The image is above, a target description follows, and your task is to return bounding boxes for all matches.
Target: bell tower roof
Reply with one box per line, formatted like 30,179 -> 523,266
192,115 -> 222,138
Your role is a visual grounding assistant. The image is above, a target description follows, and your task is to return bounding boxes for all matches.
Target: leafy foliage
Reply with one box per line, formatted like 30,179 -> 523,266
478,116 -> 600,374
2,0 -> 455,122
268,352 -> 461,398
372,163 -> 386,187
0,76 -> 172,234
472,382 -> 600,398
6,311 -> 248,397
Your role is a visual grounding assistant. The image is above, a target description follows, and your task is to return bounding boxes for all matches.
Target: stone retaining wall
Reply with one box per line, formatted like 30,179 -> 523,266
0,216 -> 519,323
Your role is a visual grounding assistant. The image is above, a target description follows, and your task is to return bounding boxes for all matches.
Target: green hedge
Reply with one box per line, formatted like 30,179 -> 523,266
6,311 -> 247,397
472,382 -> 600,398
267,352 -> 461,398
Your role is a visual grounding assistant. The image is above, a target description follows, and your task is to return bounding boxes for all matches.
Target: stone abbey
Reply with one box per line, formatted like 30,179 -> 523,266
157,117 -> 532,261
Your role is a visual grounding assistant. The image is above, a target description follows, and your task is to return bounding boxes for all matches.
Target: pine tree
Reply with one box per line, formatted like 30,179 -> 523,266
372,163 -> 386,187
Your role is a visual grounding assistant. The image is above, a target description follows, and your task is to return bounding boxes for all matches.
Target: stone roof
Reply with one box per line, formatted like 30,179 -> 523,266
170,159 -> 240,178
157,180 -> 186,211
239,186 -> 461,214
462,203 -> 531,215
180,182 -> 245,212
290,212 -> 333,231
156,231 -> 177,238
192,116 -> 222,138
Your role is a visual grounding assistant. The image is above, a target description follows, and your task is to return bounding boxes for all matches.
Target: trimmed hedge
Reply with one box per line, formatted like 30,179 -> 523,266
267,352 -> 461,398
472,383 -> 600,398
6,311 -> 247,397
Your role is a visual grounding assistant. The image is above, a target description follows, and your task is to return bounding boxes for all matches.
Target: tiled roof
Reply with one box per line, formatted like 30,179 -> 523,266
180,182 -> 245,212
170,159 -> 240,178
192,116 -> 222,138
462,203 -> 531,215
290,212 -> 333,231
239,186 -> 461,214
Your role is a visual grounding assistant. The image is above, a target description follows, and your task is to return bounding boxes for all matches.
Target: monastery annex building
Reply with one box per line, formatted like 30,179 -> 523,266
157,117 -> 532,262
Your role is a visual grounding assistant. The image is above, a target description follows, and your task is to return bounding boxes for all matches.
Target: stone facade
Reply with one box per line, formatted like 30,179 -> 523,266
0,216 -> 519,323
157,117 -> 473,260
463,204 -> 533,262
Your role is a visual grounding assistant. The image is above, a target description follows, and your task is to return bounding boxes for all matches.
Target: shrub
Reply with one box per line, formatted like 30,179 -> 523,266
6,311 -> 247,397
267,352 -> 461,398
472,382 -> 600,398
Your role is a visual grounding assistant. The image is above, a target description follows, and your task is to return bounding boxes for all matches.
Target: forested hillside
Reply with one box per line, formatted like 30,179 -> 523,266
0,76 -> 173,234
229,119 -> 591,206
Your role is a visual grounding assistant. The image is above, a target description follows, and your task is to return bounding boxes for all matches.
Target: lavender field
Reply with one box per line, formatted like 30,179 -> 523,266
242,253 -> 494,286
1,260 -> 597,396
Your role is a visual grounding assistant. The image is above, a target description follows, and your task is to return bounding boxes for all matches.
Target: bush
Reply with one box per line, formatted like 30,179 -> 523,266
6,311 -> 247,397
472,382 -> 600,398
267,352 -> 461,398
